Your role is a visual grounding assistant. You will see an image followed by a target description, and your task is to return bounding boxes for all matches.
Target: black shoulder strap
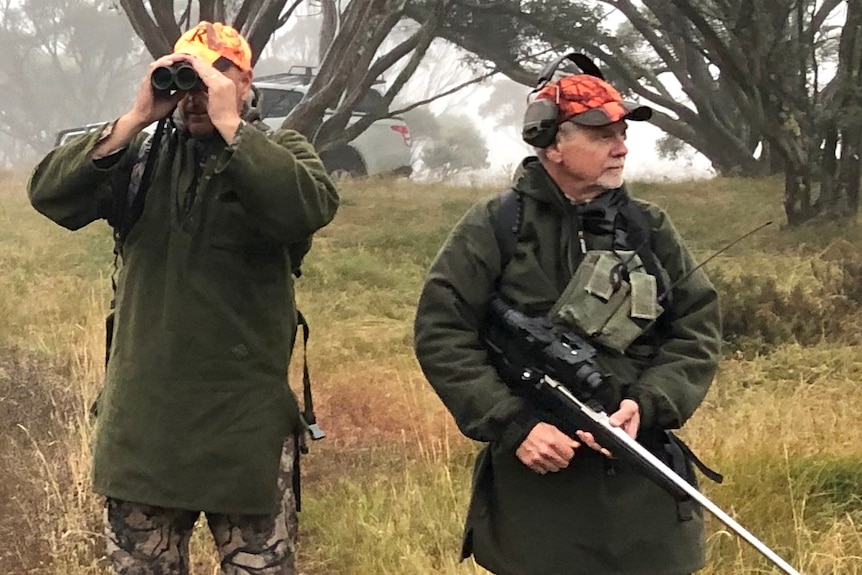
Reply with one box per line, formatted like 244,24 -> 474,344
493,188 -> 666,302
493,188 -> 524,271
105,121 -> 167,370
295,310 -> 323,444
292,309 -> 323,513
126,130 -> 158,238
112,117 -> 168,251
666,431 -> 723,484
618,197 -> 671,304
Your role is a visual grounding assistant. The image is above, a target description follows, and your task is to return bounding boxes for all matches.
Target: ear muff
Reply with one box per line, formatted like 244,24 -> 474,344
522,99 -> 560,148
521,52 -> 606,148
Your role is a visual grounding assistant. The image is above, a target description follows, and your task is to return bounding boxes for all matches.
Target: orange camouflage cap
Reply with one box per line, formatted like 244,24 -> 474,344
536,74 -> 651,126
173,21 -> 252,72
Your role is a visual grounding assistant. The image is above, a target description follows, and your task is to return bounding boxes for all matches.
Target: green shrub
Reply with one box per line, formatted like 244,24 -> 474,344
713,243 -> 862,354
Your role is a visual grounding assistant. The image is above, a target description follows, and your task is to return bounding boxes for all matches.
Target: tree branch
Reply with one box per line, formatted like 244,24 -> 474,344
151,2 -> 182,45
810,0 -> 843,35
390,68 -> 498,116
118,0 -> 173,57
246,0 -> 294,66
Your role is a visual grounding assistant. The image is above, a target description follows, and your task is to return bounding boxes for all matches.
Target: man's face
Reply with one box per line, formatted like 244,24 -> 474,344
546,120 -> 629,191
179,64 -> 252,139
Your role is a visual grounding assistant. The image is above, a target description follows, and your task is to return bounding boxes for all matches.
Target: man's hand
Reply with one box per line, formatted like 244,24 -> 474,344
516,422 -> 580,474
609,399 -> 641,439
180,56 -> 243,140
92,55 -> 186,159
576,398 -> 641,458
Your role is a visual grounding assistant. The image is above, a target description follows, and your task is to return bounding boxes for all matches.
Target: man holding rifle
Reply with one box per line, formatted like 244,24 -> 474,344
414,56 -> 721,575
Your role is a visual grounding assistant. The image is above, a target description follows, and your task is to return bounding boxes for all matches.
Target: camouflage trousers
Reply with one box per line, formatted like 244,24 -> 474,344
104,436 -> 298,575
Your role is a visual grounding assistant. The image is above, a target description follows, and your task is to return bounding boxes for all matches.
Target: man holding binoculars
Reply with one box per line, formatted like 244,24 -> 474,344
28,21 -> 338,575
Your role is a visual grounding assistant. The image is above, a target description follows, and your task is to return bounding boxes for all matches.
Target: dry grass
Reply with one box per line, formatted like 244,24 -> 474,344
2,171 -> 862,574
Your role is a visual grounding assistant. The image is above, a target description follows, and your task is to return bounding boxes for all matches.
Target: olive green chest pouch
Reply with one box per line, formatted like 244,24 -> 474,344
552,250 -> 664,353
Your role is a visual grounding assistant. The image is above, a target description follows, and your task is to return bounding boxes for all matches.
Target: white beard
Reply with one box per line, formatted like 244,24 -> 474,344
597,172 -> 625,190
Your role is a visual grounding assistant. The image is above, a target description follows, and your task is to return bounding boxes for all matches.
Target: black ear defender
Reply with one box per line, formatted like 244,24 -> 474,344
521,52 -> 606,148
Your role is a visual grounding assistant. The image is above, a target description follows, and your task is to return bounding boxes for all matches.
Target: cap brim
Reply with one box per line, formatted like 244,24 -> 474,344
570,101 -> 653,126
622,101 -> 652,122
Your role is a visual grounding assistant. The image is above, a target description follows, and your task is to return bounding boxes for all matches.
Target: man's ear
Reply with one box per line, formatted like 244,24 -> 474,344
238,71 -> 254,100
544,140 -> 563,164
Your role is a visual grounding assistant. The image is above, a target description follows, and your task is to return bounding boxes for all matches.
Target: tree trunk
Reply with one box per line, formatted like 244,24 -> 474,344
831,0 -> 862,219
776,118 -> 819,226
784,163 -> 816,226
818,123 -> 840,214
319,0 -> 338,65
772,96 -> 817,225
839,129 -> 862,217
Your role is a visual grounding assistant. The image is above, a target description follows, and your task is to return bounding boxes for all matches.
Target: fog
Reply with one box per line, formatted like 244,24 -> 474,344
0,6 -> 714,183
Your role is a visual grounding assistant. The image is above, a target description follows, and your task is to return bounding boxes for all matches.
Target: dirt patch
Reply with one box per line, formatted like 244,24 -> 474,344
0,346 -> 76,574
302,366 -> 456,450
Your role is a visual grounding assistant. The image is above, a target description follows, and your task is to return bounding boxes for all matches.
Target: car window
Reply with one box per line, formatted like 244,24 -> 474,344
258,88 -> 303,118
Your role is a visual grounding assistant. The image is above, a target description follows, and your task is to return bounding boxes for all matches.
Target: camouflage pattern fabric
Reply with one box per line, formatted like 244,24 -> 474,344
104,436 -> 298,574
534,74 -> 652,127
537,74 -> 629,121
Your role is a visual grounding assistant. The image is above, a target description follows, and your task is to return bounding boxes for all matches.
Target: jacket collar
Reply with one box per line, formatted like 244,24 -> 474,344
513,156 -> 628,213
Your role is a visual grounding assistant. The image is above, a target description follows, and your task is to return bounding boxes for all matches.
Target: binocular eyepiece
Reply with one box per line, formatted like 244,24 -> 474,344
151,62 -> 200,93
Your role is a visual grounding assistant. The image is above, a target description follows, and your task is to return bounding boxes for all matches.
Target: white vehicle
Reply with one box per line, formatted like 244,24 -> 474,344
254,68 -> 412,178
54,67 -> 413,179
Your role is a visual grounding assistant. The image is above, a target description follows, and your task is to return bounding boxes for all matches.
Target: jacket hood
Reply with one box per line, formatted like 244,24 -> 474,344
512,156 -> 561,205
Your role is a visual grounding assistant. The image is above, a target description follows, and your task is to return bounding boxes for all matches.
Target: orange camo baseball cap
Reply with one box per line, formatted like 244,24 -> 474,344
536,74 -> 652,126
173,21 -> 252,72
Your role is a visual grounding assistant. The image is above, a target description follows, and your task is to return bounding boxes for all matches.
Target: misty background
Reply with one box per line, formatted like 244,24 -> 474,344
0,1 -> 713,183
0,0 -> 857,228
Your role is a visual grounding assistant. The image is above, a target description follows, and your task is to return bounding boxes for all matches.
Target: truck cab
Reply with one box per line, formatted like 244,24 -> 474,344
255,67 -> 412,178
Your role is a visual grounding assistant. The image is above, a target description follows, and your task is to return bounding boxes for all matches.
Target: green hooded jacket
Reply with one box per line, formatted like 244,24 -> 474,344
414,158 -> 721,575
28,112 -> 338,515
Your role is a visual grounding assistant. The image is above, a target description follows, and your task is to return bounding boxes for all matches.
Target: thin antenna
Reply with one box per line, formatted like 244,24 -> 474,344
627,220 -> 772,336
658,220 -> 773,304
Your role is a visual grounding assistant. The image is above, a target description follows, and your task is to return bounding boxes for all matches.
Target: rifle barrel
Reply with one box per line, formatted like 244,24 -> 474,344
543,375 -> 802,575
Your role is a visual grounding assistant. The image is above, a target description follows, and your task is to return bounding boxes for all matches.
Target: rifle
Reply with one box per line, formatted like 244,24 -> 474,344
483,297 -> 801,575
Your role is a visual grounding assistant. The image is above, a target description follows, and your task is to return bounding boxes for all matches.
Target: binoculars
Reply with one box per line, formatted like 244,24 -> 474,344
151,63 -> 200,92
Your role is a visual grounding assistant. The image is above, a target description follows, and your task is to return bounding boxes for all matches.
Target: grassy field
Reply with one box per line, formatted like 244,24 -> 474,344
2,168 -> 862,574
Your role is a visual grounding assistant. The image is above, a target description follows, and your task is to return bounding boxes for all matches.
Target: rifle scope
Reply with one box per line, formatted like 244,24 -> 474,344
486,297 -> 607,403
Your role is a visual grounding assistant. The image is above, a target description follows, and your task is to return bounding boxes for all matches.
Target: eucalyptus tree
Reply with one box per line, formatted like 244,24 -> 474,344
818,0 -> 861,219
664,0 -> 854,224
0,0 -> 146,159
410,0 -> 858,224
404,108 -> 489,177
